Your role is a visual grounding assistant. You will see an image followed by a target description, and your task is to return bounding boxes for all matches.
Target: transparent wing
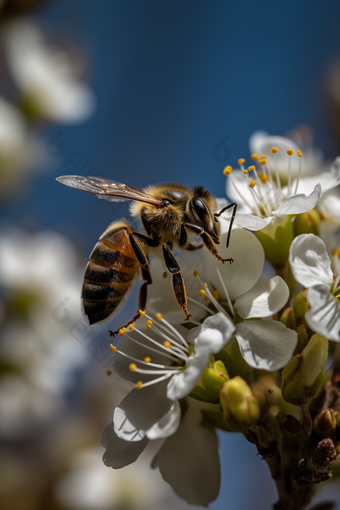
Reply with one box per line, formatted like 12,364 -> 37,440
56,175 -> 163,207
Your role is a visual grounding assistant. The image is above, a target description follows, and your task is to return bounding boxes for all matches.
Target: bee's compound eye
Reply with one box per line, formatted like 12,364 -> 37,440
193,198 -> 209,221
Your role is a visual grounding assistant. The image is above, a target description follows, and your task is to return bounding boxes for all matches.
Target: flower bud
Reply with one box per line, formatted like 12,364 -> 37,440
314,408 -> 337,438
255,215 -> 294,269
282,334 -> 328,406
293,209 -> 320,237
294,325 -> 309,354
280,307 -> 296,330
217,338 -> 253,379
191,359 -> 229,402
220,376 -> 260,432
293,289 -> 312,333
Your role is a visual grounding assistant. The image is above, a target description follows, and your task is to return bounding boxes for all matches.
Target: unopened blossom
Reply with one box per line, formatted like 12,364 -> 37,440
289,233 -> 340,341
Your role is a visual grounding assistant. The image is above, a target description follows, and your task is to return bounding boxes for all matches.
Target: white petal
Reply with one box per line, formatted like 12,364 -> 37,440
192,312 -> 235,353
101,423 -> 149,469
273,184 -> 321,216
289,234 -> 334,287
306,284 -> 340,342
235,276 -> 290,319
225,172 -> 253,213
166,352 -> 210,401
235,320 -> 297,371
113,380 -> 172,442
202,228 -> 264,301
146,401 -> 181,440
157,416 -> 220,505
318,189 -> 340,226
293,171 -> 340,196
249,132 -> 300,162
233,213 -> 274,231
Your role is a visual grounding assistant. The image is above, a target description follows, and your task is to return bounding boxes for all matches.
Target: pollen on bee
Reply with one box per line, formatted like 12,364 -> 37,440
110,344 -> 116,352
146,320 -> 152,329
163,271 -> 168,279
163,340 -> 171,348
199,289 -> 206,296
249,180 -> 256,188
297,150 -> 302,158
129,324 -> 135,330
251,153 -> 260,161
287,149 -> 294,156
223,165 -> 232,176
119,327 -> 126,336
136,381 -> 143,389
129,363 -> 137,372
213,289 -> 220,300
156,313 -> 162,321
139,309 -> 146,316
248,165 -> 256,171
144,357 -> 151,363
238,158 -> 245,165
271,147 -> 279,154
193,270 -> 199,277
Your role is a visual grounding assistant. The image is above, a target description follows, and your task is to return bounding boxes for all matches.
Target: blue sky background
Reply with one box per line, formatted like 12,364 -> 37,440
3,0 -> 340,508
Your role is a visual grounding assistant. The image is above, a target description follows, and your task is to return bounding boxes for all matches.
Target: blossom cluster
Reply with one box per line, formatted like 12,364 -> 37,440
101,129 -> 340,507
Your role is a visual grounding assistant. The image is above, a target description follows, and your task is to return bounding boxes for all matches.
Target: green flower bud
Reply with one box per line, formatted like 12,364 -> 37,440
293,289 -> 312,333
255,215 -> 294,269
280,307 -> 296,330
314,408 -> 337,438
191,357 -> 229,402
294,325 -> 309,354
282,334 -> 328,406
293,209 -> 320,237
220,376 -> 260,432
217,337 -> 253,379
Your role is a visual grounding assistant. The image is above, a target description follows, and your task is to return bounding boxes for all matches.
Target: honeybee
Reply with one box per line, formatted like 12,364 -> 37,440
56,175 -> 237,335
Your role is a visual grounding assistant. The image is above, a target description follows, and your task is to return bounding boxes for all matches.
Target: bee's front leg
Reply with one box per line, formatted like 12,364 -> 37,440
183,223 -> 233,265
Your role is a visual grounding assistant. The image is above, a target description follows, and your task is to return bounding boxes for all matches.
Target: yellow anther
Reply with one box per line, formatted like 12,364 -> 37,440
163,340 -> 171,348
129,363 -> 137,372
106,370 -> 112,376
119,328 -> 126,336
223,165 -> 232,176
297,150 -> 302,158
249,180 -> 256,188
139,309 -> 146,316
193,270 -> 199,277
243,169 -> 248,174
110,344 -> 116,352
287,149 -> 294,156
213,289 -> 220,300
199,289 -> 206,296
261,155 -> 267,160
238,158 -> 245,165
129,324 -> 135,330
144,357 -> 151,363
271,147 -> 278,154
156,313 -> 162,321
251,153 -> 260,161
136,381 -> 143,389
204,296 -> 210,302
258,159 -> 267,166
146,320 -> 152,329
248,165 -> 256,171
204,282 -> 208,288
332,248 -> 340,257
163,271 -> 168,279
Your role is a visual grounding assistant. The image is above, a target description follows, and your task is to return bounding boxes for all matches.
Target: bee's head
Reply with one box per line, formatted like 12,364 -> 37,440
189,187 -> 220,243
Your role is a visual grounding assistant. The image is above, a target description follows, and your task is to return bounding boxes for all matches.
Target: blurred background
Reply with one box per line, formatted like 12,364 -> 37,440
1,0 -> 340,509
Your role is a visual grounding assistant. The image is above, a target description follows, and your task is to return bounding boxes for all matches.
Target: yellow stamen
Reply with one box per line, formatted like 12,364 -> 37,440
287,149 -> 294,156
297,150 -> 302,158
261,155 -> 267,160
193,270 -> 198,277
119,328 -> 126,336
248,165 -> 256,171
129,324 -> 135,330
223,165 -> 232,176
249,180 -> 256,188
204,296 -> 210,302
332,249 -> 340,257
146,320 -> 152,329
156,313 -> 162,321
204,282 -> 208,288
106,370 -> 112,376
238,158 -> 245,165
110,344 -> 116,352
271,147 -> 278,154
213,289 -> 220,300
251,153 -> 260,161
199,289 -> 206,296
163,271 -> 168,279
243,169 -> 248,174
129,363 -> 137,372
144,357 -> 151,363
136,381 -> 143,389
139,309 -> 146,316
258,159 -> 266,166
163,340 -> 171,348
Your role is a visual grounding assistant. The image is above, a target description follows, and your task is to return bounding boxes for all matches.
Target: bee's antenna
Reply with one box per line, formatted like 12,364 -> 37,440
214,202 -> 237,248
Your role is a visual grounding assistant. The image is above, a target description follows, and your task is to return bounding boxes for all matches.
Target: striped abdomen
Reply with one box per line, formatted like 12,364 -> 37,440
82,223 -> 139,324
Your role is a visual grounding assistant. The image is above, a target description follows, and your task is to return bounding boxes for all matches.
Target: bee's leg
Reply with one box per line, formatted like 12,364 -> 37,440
184,223 -> 233,264
109,233 -> 157,337
214,202 -> 237,248
162,243 -> 192,321
179,224 -> 203,251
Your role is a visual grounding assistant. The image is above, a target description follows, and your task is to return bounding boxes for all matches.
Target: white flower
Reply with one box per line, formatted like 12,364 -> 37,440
289,233 -> 340,342
2,20 -> 95,123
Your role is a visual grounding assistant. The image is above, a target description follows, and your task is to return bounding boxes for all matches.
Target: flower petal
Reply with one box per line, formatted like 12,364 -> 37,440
101,423 -> 149,469
306,284 -> 340,342
202,228 -> 265,301
146,401 -> 181,439
293,169 -> 340,196
113,380 -> 172,441
235,276 -> 289,319
235,320 -> 297,371
157,415 -> 220,506
166,352 -> 210,401
191,312 -> 235,353
289,234 -> 334,287
273,184 -> 321,216
318,189 -> 340,226
225,171 -> 254,213
233,213 -> 274,231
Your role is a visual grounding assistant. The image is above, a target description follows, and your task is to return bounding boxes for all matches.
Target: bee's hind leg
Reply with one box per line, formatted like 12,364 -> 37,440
162,243 -> 192,321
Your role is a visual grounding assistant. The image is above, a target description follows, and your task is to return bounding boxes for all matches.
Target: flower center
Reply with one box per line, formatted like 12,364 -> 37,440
191,269 -> 234,320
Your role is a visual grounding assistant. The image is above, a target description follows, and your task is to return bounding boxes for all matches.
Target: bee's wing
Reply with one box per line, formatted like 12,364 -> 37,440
56,175 -> 163,207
